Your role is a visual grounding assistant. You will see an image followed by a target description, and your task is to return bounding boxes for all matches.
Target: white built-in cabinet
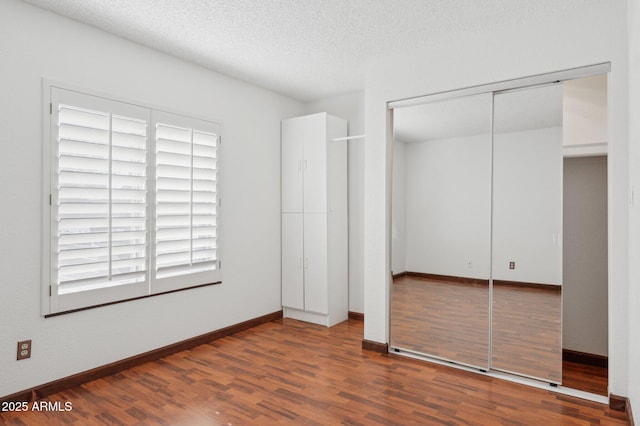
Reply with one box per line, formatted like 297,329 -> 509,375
281,113 -> 348,327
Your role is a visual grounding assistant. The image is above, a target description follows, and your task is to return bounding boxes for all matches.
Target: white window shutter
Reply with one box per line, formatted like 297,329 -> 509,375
152,110 -> 221,293
46,87 -> 221,314
50,88 -> 150,313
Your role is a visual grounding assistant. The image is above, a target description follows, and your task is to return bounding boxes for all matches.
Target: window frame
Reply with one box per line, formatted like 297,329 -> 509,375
41,80 -> 223,316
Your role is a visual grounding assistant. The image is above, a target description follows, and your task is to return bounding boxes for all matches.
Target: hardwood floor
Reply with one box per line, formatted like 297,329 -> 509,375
492,281 -> 562,383
563,361 -> 608,396
391,276 -> 606,394
0,318 -> 627,425
390,276 -> 490,368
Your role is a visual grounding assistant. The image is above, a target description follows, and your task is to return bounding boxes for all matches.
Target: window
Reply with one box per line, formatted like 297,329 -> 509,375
43,86 -> 220,315
152,111 -> 220,293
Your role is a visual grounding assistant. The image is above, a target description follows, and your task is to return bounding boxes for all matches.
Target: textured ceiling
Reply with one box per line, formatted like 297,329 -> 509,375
24,0 -> 601,102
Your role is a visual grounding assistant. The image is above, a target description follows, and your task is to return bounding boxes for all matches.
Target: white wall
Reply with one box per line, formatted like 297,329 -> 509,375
627,0 -> 640,420
304,92 -> 365,136
304,93 -> 365,313
363,1 -> 629,396
403,135 -> 491,279
563,156 -> 608,356
391,141 -> 406,275
0,0 -> 303,398
563,74 -> 608,157
492,127 -> 563,285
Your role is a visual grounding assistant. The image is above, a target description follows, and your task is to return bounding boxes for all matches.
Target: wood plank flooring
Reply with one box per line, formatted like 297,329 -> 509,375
391,275 -> 603,393
562,361 -> 609,396
492,281 -> 562,383
390,276 -> 490,368
0,318 -> 626,425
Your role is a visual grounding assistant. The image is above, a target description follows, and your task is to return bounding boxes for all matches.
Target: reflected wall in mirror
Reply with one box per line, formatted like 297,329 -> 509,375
391,93 -> 492,369
491,84 -> 563,383
390,72 -> 609,393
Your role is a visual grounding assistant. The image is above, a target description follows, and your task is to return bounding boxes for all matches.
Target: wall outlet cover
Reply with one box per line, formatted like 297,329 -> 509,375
17,340 -> 31,360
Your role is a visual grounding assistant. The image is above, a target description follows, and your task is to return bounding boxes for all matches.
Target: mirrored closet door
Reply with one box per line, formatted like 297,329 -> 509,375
491,84 -> 563,384
390,93 -> 493,370
390,82 -> 565,384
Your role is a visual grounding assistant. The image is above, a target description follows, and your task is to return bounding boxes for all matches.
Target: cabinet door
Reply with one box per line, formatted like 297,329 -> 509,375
303,213 -> 328,314
303,115 -> 327,213
282,118 -> 304,213
282,213 -> 304,309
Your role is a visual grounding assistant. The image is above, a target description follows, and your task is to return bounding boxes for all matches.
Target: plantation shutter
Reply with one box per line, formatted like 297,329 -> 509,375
152,110 -> 221,293
50,88 -> 150,312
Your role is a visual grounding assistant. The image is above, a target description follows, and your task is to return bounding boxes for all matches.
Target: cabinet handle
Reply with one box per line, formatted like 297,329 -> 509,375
304,257 -> 309,269
298,160 -> 302,171
299,257 -> 303,269
303,160 -> 308,170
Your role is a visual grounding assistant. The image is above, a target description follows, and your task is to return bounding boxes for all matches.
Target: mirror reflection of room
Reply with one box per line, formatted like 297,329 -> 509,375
491,84 -> 563,384
390,73 -> 608,397
391,93 -> 493,370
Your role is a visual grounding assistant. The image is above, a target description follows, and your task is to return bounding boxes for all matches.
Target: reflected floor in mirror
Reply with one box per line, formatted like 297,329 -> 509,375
563,360 -> 608,396
492,281 -> 562,383
391,275 -> 607,396
390,275 -> 490,368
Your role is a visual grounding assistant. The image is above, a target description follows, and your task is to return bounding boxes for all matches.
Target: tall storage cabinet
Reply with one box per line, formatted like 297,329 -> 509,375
281,113 -> 348,327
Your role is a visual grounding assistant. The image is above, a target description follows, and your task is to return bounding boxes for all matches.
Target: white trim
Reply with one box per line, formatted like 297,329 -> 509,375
563,142 -> 608,158
42,78 -> 223,130
564,142 -> 608,149
390,348 -> 608,405
488,92 -> 495,374
333,134 -> 365,141
387,62 -> 611,109
41,80 -> 53,315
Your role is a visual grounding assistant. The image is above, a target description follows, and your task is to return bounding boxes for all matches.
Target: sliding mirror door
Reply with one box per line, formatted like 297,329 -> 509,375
491,84 -> 564,383
391,93 -> 492,369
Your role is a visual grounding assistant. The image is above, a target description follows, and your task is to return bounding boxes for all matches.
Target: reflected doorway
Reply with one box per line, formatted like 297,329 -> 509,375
562,156 -> 608,395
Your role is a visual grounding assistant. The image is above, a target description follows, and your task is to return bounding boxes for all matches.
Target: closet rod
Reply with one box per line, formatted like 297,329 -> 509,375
333,134 -> 366,141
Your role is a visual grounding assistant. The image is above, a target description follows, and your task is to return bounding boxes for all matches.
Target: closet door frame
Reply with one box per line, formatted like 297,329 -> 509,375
387,62 -> 610,388
387,63 -> 609,110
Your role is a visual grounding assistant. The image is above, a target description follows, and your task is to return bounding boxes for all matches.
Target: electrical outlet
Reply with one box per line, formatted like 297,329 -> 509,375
17,340 -> 31,360
467,260 -> 473,268
509,261 -> 515,270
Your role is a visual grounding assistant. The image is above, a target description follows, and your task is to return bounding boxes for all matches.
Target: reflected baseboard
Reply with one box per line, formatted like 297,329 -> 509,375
394,273 -> 563,290
563,349 -> 608,368
492,279 -> 562,290
398,271 -> 489,285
